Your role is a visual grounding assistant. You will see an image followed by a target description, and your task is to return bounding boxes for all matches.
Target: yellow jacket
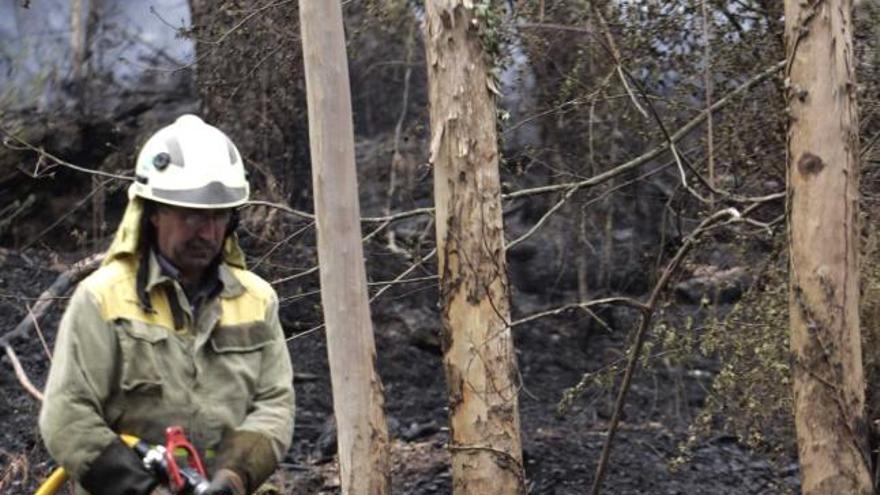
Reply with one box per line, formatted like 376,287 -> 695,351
39,197 -> 294,494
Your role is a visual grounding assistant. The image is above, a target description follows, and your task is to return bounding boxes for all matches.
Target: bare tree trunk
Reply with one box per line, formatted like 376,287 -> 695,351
91,176 -> 104,242
785,0 -> 873,493
299,2 -> 390,494
70,0 -> 85,88
69,0 -> 88,112
84,0 -> 103,239
700,0 -> 714,203
424,2 -> 525,493
576,206 -> 590,303
86,0 -> 102,75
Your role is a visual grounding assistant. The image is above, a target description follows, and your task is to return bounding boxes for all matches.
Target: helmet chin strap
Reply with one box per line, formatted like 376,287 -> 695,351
136,201 -> 157,314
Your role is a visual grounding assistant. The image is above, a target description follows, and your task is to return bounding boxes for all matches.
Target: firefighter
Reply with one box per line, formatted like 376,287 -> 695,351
39,115 -> 295,495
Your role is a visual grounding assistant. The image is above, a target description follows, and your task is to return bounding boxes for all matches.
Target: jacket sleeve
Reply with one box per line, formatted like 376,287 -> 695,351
39,284 -> 157,494
216,292 -> 295,491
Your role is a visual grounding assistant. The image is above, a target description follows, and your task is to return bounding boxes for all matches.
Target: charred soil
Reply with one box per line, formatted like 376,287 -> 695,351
0,235 -> 800,494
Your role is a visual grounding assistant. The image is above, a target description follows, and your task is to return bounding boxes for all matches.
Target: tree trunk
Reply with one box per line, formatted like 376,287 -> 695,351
299,2 -> 390,494
86,0 -> 102,75
424,2 -> 525,493
69,0 -> 85,86
785,0 -> 873,493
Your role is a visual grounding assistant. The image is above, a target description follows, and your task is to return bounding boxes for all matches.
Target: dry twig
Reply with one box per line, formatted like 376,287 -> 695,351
3,345 -> 43,401
0,129 -> 131,181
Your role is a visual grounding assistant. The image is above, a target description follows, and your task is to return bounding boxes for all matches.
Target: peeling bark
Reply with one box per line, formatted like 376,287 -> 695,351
425,2 -> 525,494
785,0 -> 873,493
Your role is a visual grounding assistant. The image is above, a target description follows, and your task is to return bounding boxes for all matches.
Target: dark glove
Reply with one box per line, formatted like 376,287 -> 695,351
202,468 -> 246,495
213,430 -> 278,494
80,438 -> 159,495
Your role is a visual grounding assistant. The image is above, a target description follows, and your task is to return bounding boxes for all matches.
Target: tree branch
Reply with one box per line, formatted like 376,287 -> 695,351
0,253 -> 103,350
0,129 -> 132,181
2,344 -> 43,401
590,207 -> 743,495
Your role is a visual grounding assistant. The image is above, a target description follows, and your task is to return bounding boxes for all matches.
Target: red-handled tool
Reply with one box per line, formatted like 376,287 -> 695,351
163,426 -> 210,494
36,427 -> 215,495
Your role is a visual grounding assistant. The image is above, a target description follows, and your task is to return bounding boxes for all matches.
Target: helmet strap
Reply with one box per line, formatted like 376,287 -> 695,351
136,201 -> 157,314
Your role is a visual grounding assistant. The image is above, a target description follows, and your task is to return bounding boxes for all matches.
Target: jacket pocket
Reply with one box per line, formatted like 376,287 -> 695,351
116,319 -> 168,393
210,322 -> 273,353
207,323 -> 273,399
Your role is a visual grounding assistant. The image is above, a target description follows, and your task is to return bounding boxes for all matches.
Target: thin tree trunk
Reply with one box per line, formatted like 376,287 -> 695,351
299,2 -> 390,494
700,0 -> 714,202
85,0 -> 102,80
91,176 -> 104,242
785,0 -> 873,493
424,2 -> 525,493
70,0 -> 85,88
576,206 -> 590,304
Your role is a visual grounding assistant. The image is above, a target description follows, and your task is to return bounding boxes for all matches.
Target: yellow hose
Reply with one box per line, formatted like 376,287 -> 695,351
33,468 -> 66,495
120,433 -> 140,448
34,435 -> 142,495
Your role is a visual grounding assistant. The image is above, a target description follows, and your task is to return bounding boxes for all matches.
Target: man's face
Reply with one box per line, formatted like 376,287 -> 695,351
150,205 -> 231,279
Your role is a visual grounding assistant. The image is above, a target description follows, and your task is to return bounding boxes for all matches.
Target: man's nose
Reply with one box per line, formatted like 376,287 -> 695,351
195,221 -> 223,239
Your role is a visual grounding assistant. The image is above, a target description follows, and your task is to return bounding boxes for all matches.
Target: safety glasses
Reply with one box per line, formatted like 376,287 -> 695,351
158,205 -> 232,228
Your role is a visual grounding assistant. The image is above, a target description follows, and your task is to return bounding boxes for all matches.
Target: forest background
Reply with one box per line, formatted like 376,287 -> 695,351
1,0 -> 879,493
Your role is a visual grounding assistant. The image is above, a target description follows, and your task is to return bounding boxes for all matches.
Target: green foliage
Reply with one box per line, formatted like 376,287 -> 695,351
558,360 -> 621,417
666,240 -> 794,459
469,0 -> 508,68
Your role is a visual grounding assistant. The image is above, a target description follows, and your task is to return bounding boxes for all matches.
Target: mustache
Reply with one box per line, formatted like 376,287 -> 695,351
185,239 -> 220,252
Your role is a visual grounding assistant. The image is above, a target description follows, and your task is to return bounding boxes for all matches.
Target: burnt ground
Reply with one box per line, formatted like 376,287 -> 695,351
0,230 -> 800,494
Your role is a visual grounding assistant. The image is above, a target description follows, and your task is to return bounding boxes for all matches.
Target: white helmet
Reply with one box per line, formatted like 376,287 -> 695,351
131,114 -> 249,208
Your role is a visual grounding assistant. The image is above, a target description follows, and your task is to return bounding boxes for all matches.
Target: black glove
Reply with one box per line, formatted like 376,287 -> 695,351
80,438 -> 160,495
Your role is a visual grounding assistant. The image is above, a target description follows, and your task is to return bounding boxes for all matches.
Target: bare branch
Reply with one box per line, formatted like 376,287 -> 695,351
671,143 -> 712,204
251,221 -> 315,270
22,178 -> 115,250
284,247 -> 438,343
25,303 -> 51,362
510,297 -> 646,329
0,129 -> 132,181
0,253 -> 103,350
3,344 -> 43,401
246,200 -> 316,221
369,248 -> 437,303
505,61 -> 786,201
271,265 -> 319,286
260,61 -> 785,238
507,186 -> 579,251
